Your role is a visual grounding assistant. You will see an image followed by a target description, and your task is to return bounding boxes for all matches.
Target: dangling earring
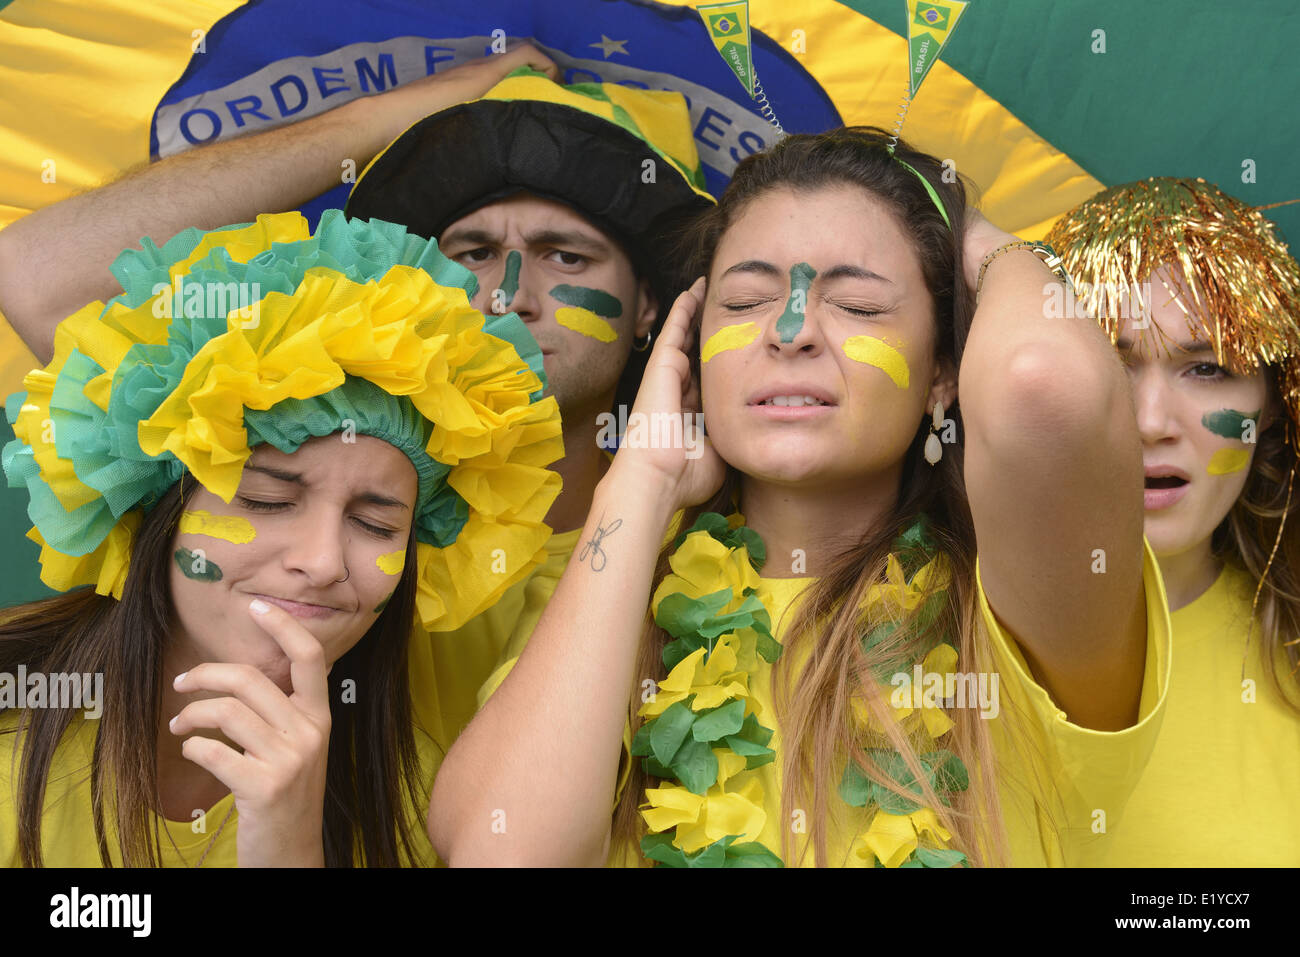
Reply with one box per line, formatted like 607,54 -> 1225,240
633,331 -> 653,352
924,401 -> 944,465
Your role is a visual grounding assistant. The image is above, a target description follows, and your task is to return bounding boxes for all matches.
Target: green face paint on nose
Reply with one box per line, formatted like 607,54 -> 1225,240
1201,408 -> 1261,441
549,285 -> 623,318
776,263 -> 817,343
497,250 -> 522,309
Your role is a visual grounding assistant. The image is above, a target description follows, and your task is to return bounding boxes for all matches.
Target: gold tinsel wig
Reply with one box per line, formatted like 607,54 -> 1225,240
1045,177 -> 1300,438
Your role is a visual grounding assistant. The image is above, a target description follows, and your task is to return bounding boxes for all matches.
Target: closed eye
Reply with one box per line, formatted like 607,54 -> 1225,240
237,497 -> 289,512
722,298 -> 778,312
351,516 -> 399,539
239,497 -> 398,539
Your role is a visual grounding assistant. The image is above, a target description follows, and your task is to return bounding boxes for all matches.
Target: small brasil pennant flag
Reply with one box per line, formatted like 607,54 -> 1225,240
697,1 -> 754,97
907,0 -> 969,98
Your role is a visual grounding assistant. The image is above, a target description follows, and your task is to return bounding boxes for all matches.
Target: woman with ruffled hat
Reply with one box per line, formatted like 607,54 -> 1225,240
0,212 -> 562,866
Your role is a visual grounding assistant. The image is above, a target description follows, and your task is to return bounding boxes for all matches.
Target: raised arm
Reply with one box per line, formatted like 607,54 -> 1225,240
958,212 -> 1148,731
428,279 -> 725,866
0,45 -> 557,363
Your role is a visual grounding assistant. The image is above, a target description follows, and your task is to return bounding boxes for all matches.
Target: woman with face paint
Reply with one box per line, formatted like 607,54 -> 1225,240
1046,178 -> 1300,865
0,211 -> 562,866
431,127 -> 1172,867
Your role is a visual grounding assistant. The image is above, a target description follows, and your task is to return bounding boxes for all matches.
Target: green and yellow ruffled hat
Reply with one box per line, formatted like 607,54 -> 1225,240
2,210 -> 564,631
345,67 -> 715,270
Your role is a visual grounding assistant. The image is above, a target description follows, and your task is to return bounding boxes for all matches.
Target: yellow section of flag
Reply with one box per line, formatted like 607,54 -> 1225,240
0,0 -> 245,394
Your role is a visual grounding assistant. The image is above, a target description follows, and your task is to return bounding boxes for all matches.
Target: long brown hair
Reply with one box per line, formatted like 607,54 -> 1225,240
1214,373 -> 1300,713
0,474 -> 427,867
613,127 -> 1009,866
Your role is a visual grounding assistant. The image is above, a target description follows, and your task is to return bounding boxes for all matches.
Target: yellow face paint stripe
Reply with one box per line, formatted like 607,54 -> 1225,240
1207,448 -> 1251,475
843,336 -> 910,389
556,307 -> 618,343
377,549 -> 406,575
702,321 -> 761,362
179,509 -> 256,544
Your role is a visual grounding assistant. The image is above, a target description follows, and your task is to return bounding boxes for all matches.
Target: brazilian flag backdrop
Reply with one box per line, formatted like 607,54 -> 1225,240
1,0 -> 1297,605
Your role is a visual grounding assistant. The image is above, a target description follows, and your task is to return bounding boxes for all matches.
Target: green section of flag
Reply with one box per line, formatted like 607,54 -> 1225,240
720,41 -> 752,92
0,414 -> 57,609
837,0 -> 1300,245
908,29 -> 939,97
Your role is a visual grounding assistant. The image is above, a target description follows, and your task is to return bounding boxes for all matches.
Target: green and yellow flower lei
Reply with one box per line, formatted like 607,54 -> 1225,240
634,513 -> 970,868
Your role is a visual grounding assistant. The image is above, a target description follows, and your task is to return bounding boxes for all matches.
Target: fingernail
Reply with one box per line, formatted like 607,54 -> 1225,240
168,715 -> 178,730
250,598 -> 270,614
173,671 -> 187,687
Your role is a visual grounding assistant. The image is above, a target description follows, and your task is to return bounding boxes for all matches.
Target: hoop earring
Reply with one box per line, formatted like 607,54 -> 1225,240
335,567 -> 350,584
924,402 -> 944,466
633,331 -> 653,352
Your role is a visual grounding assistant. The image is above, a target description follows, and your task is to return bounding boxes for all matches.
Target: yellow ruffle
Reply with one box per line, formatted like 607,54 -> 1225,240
168,213 -> 311,284
27,512 -> 139,599
638,633 -> 757,719
641,750 -> 767,853
852,806 -> 954,869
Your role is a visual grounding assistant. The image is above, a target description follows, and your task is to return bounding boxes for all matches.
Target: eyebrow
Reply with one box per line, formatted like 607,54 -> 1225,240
718,261 -> 893,284
243,464 -> 410,510
1115,336 -> 1217,354
438,226 -> 609,255
438,227 -> 498,248
821,264 -> 893,284
720,260 -> 783,279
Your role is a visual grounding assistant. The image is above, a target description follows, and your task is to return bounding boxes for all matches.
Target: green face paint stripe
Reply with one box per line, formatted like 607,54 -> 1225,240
1201,408 -> 1261,441
775,263 -> 817,343
498,250 -> 521,308
374,594 -> 392,614
549,285 -> 623,318
174,547 -> 222,582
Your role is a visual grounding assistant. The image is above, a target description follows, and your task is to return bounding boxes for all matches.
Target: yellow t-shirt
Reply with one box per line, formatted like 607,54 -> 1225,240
0,716 -> 440,867
478,538 -> 1173,866
1086,561 -> 1300,866
406,527 -> 583,756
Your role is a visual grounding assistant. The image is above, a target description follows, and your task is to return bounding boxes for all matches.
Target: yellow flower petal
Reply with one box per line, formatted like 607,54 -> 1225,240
864,810 -> 920,869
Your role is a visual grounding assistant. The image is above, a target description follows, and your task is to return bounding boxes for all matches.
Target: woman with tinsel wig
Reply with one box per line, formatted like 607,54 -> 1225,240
0,211 -> 563,866
430,128 -> 1174,868
1046,178 -> 1300,865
